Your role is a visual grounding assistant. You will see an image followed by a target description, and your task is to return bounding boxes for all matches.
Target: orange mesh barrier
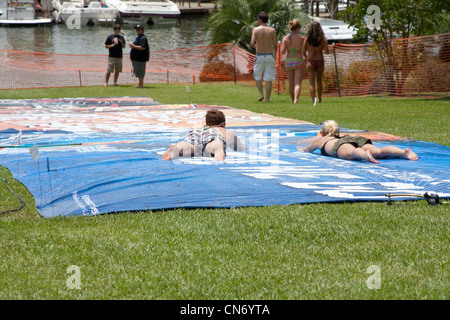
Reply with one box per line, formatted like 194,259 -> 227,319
0,43 -> 255,89
1,33 -> 449,97
276,32 -> 450,97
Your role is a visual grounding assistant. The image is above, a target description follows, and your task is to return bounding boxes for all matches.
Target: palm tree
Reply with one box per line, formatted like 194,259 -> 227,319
206,0 -> 310,53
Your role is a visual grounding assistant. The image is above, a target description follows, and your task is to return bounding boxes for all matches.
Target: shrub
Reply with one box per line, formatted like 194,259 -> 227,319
199,61 -> 234,82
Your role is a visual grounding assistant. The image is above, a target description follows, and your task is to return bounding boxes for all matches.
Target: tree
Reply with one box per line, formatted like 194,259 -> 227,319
339,0 -> 450,42
338,0 -> 450,95
206,0 -> 309,53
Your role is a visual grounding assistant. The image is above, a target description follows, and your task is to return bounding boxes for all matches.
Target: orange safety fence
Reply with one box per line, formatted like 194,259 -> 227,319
276,32 -> 450,97
1,33 -> 449,97
0,43 -> 254,89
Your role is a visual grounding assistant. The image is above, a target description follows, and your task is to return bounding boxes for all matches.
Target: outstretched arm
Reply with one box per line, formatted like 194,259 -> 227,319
297,136 -> 322,153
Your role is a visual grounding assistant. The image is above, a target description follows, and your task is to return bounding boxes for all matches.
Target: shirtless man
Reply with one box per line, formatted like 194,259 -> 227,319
250,12 -> 278,103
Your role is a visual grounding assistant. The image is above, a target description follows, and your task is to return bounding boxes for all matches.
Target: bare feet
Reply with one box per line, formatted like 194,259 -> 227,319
404,148 -> 418,160
104,83 -> 108,87
365,150 -> 379,164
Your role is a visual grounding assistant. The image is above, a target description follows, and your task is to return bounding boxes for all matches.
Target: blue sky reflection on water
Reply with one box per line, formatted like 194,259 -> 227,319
0,14 -> 212,54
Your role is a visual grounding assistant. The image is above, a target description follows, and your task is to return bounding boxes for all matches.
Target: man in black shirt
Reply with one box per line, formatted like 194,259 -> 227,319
129,24 -> 149,88
104,24 -> 126,87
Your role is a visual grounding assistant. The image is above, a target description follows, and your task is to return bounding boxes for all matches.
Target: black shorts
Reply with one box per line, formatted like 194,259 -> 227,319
333,136 -> 372,154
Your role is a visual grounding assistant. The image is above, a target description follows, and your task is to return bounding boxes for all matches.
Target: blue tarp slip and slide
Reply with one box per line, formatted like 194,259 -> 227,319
0,98 -> 449,217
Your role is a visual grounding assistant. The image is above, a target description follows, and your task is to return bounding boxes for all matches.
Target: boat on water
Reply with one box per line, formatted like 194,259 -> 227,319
101,0 -> 180,26
0,0 -> 54,25
310,16 -> 357,42
53,0 -> 118,27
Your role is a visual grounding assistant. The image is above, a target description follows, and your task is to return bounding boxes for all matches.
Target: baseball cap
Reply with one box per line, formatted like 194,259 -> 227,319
135,24 -> 144,30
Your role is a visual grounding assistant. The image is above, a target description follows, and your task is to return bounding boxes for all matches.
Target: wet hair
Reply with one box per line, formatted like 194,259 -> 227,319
288,20 -> 301,32
258,12 -> 269,24
306,21 -> 325,47
205,109 -> 226,127
321,120 -> 340,137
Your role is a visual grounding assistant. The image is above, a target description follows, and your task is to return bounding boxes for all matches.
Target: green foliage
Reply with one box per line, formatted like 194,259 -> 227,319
338,0 -> 450,42
206,0 -> 308,52
423,10 -> 450,35
337,1 -> 450,95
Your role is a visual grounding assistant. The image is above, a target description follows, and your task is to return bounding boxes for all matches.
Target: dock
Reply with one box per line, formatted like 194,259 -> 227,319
177,1 -> 219,15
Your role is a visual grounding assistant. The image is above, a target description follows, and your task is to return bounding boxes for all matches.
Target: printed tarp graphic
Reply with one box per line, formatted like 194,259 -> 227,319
0,97 -> 449,217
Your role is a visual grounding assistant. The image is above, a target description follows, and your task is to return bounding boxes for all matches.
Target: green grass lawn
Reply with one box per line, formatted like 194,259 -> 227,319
0,84 -> 449,300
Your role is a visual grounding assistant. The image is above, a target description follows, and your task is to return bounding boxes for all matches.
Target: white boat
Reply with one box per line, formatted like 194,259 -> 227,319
101,0 -> 180,26
0,0 -> 54,25
295,0 -> 356,18
310,16 -> 357,42
53,0 -> 118,26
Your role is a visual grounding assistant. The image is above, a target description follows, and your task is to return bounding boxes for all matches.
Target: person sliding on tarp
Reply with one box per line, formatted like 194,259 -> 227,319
162,109 -> 246,161
297,120 -> 418,164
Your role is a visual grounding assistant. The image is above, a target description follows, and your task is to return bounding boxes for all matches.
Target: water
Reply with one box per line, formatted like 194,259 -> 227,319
0,14 -> 213,54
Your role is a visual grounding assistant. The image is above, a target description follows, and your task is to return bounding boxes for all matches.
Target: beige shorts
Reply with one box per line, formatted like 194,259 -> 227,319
253,53 -> 276,82
107,57 -> 123,73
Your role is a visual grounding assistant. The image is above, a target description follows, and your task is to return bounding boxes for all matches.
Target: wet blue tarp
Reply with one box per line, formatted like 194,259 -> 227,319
0,97 -> 449,217
1,126 -> 449,217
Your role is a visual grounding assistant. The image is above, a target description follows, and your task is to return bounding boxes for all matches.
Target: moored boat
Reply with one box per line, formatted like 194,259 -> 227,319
53,0 -> 118,27
101,0 -> 180,26
0,0 -> 54,25
310,16 -> 357,42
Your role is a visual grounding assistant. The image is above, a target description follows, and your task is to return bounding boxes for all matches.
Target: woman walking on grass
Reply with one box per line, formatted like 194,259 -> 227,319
302,21 -> 329,106
280,20 -> 305,104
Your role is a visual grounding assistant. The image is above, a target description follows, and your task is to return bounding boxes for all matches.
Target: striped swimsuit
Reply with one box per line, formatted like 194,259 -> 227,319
183,127 -> 227,155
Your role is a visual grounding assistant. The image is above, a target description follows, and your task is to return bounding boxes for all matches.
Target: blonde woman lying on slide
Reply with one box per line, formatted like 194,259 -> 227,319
297,120 -> 418,164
